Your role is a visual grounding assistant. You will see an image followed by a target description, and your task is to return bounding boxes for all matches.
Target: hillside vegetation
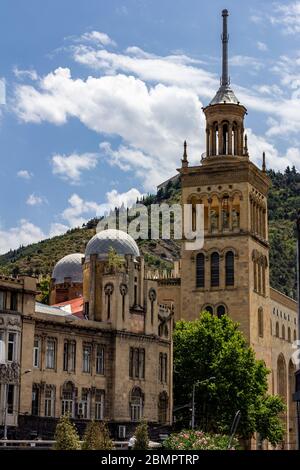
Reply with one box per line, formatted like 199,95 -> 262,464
0,168 -> 298,298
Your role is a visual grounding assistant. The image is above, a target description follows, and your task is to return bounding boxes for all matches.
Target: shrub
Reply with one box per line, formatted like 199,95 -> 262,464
133,420 -> 149,450
163,430 -> 239,450
53,415 -> 81,450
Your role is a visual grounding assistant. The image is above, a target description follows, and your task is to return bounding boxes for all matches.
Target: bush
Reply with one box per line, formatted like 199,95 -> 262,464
53,415 -> 81,450
133,420 -> 149,450
163,430 -> 239,450
83,421 -> 113,450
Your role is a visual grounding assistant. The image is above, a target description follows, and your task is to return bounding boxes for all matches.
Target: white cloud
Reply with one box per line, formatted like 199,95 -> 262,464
80,31 -> 116,47
257,41 -> 268,52
17,169 -> 33,179
13,67 -> 38,81
51,152 -> 98,183
230,55 -> 263,70
61,188 -> 143,227
0,78 -> 6,105
0,219 -> 45,254
26,193 -> 44,206
270,2 -> 300,34
48,222 -> 70,238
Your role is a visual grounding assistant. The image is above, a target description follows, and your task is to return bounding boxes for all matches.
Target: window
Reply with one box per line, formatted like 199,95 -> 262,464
130,387 -> 143,422
129,348 -> 145,379
225,251 -> 234,287
7,332 -> 16,362
0,331 -> 4,363
84,302 -> 89,319
46,338 -> 56,369
288,327 -> 291,343
0,291 -> 6,310
282,325 -> 285,340
33,337 -> 40,368
217,305 -> 226,318
104,284 -> 114,319
196,253 -> 205,288
32,385 -> 40,416
61,382 -> 75,417
222,197 -> 229,228
79,388 -> 90,419
83,343 -> 92,373
63,340 -> 76,372
95,389 -> 105,421
158,392 -> 169,425
159,353 -> 168,383
275,322 -> 279,338
258,308 -> 264,338
203,305 -> 213,315
7,384 -> 14,414
211,252 -> 220,287
96,345 -> 105,375
44,386 -> 55,417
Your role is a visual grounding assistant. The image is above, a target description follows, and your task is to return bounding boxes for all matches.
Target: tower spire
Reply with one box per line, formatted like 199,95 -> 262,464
221,9 -> 230,87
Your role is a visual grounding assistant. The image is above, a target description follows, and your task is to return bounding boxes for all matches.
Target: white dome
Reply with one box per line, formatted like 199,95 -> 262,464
85,229 -> 140,260
52,253 -> 84,285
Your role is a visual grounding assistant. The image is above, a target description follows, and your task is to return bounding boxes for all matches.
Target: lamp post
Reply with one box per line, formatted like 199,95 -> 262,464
3,368 -> 31,440
191,377 -> 216,430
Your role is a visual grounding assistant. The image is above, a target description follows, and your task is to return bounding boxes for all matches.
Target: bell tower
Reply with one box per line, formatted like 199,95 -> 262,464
179,9 -> 272,371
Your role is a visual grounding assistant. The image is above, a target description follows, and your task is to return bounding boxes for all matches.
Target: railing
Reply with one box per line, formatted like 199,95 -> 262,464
0,440 -> 161,450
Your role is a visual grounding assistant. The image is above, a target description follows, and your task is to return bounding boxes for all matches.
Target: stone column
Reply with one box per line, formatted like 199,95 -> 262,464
218,124 -> 222,155
228,123 -> 233,155
218,197 -> 222,232
206,128 -> 210,156
229,197 -> 233,231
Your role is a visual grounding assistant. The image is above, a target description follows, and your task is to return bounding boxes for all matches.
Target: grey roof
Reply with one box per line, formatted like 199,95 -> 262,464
85,229 -> 140,260
210,84 -> 240,105
52,253 -> 84,285
35,302 -> 77,319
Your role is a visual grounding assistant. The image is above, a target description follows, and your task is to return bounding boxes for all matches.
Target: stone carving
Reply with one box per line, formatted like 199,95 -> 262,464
0,362 -> 20,383
149,288 -> 157,302
119,283 -> 128,296
7,317 -> 21,327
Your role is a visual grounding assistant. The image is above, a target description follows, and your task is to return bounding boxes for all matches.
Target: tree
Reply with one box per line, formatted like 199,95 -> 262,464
107,247 -> 123,271
53,414 -> 81,450
37,276 -> 51,304
82,421 -> 113,450
174,312 -> 285,445
133,420 -> 149,450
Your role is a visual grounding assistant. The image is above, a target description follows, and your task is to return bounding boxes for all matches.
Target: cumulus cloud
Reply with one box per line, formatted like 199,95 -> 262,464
26,193 -> 44,206
80,31 -> 116,47
51,152 -> 99,183
0,219 -> 45,254
61,188 -> 143,227
17,169 -> 33,179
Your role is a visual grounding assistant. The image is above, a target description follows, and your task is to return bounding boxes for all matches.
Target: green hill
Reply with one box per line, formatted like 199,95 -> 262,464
0,167 -> 298,299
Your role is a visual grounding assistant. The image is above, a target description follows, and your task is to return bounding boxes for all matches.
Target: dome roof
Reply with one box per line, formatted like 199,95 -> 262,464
85,229 -> 140,260
210,84 -> 240,105
52,253 -> 84,285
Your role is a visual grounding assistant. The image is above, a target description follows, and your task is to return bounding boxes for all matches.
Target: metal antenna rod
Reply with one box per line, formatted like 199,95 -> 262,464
221,9 -> 229,87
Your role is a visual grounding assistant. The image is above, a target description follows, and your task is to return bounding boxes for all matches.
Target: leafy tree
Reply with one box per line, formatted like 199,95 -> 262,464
82,421 -> 113,450
53,414 -> 81,450
107,247 -> 123,271
133,420 -> 149,450
174,312 -> 285,446
37,276 -> 51,304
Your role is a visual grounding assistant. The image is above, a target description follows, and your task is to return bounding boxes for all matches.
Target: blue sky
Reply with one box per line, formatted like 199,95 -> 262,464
1,0 -> 300,253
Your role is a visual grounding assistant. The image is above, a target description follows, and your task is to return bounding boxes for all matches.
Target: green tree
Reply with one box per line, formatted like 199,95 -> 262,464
53,414 -> 81,450
133,420 -> 149,450
174,312 -> 285,446
107,247 -> 123,271
37,276 -> 51,304
82,420 -> 113,450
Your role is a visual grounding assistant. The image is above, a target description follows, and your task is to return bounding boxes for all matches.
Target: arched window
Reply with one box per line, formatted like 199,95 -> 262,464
294,330 -> 297,341
275,322 -> 279,338
158,392 -> 169,425
196,253 -> 205,288
288,327 -> 291,343
217,305 -> 226,318
211,252 -> 220,287
222,123 -> 229,154
130,387 -> 143,422
203,305 -> 213,315
225,251 -> 234,286
282,325 -> 285,340
222,197 -> 229,229
104,283 -> 114,319
258,308 -> 264,338
61,381 -> 75,417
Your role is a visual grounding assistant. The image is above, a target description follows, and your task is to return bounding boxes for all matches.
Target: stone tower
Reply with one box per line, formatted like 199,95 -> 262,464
179,9 -> 272,369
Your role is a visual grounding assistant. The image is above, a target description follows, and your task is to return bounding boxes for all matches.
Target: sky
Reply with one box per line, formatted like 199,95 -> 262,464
1,0 -> 300,254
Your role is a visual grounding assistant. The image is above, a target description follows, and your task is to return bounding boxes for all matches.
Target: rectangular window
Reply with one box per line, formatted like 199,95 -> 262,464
10,292 -> 18,311
83,344 -> 92,373
0,291 -> 6,310
95,389 -> 104,420
33,337 -> 40,368
96,345 -> 105,375
61,399 -> 74,417
129,347 -> 145,379
32,387 -> 40,416
7,332 -> 16,362
69,342 -> 76,372
0,331 -> 4,363
79,389 -> 90,419
159,353 -> 168,383
46,339 -> 56,369
63,341 -> 69,371
7,384 -> 14,414
44,387 -> 55,417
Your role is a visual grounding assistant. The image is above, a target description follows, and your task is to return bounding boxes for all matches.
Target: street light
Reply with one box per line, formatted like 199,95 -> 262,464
191,377 -> 216,430
3,368 -> 32,440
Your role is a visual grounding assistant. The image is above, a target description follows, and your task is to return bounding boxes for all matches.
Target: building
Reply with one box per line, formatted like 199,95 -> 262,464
1,229 -> 173,440
157,10 -> 298,449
